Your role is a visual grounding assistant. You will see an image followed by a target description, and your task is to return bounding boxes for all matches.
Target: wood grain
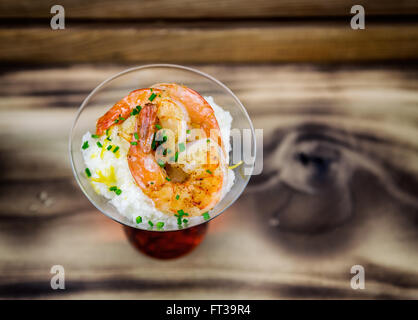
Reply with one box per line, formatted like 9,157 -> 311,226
0,22 -> 417,63
1,0 -> 417,19
0,64 -> 417,299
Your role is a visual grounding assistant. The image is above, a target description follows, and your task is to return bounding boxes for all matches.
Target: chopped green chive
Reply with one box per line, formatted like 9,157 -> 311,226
206,169 -> 213,174
157,159 -> 165,168
148,220 -> 154,228
151,134 -> 157,150
114,119 -> 119,124
149,93 -> 157,101
109,186 -> 117,191
150,88 -> 153,92
202,212 -> 210,220
150,182 -> 154,185
115,189 -> 122,195
119,116 -> 125,121
106,129 -> 110,136
165,177 -> 171,181
175,209 -> 189,226
175,195 -> 180,200
106,137 -> 111,141
178,142 -> 185,152
163,149 -> 167,156
163,135 -> 167,142
91,134 -> 100,138
97,142 -> 103,148
113,146 -> 119,153
136,105 -> 142,112
186,129 -> 191,134
107,145 -> 112,151
175,151 -> 179,162
136,216 -> 142,224
82,141 -> 89,149
85,168 -> 92,178
130,141 -> 138,145
155,124 -> 162,130
134,132 -> 139,140
207,139 -> 210,143
156,222 -> 164,230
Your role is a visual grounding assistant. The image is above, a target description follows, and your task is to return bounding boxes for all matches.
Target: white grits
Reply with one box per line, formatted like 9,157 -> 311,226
81,96 -> 234,230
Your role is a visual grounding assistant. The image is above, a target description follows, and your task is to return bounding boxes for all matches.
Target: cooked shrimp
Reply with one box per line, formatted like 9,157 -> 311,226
127,97 -> 227,216
96,88 -> 162,136
151,83 -> 224,151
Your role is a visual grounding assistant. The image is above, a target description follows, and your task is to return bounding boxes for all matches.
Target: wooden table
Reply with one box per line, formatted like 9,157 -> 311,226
0,0 -> 417,299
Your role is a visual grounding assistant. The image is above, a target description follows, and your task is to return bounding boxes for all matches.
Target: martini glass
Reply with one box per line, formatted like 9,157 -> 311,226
69,64 -> 255,259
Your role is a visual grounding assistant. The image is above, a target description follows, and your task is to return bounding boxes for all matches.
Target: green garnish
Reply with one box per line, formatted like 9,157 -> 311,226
207,139 -> 210,143
109,186 -> 122,195
163,135 -> 167,142
97,141 -> 103,148
106,129 -> 110,136
131,106 -> 141,116
163,149 -> 167,156
119,116 -> 125,121
150,182 -> 154,185
134,132 -> 139,140
165,177 -> 171,181
175,195 -> 180,200
148,220 -> 154,228
113,146 -> 119,153
178,142 -> 185,152
91,134 -> 100,138
206,169 -> 213,174
136,216 -> 142,224
107,145 -> 112,151
151,134 -> 157,150
175,209 -> 189,226
156,222 -> 164,230
155,124 -> 162,130
175,151 -> 179,162
130,141 -> 138,145
186,129 -> 191,134
82,141 -> 89,149
106,137 -> 111,141
183,219 -> 188,224
114,119 -> 119,124
85,168 -> 92,177
149,93 -> 157,101
157,159 -> 165,168
202,212 -> 210,220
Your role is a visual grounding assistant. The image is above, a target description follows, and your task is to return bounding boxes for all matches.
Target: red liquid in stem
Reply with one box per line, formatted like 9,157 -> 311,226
123,223 -> 208,259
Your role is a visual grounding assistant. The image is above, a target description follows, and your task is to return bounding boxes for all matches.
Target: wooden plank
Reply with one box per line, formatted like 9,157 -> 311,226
0,23 -> 417,63
0,0 -> 417,19
0,64 -> 417,299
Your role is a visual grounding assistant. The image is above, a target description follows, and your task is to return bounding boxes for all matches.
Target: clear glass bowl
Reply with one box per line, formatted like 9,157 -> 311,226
69,64 -> 255,231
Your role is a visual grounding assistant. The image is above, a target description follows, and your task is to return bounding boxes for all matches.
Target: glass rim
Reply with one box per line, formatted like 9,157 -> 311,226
69,63 -> 256,232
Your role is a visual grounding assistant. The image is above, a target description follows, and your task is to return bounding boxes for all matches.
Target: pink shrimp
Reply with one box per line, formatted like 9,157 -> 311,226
96,88 -> 162,136
126,85 -> 227,216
